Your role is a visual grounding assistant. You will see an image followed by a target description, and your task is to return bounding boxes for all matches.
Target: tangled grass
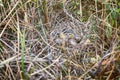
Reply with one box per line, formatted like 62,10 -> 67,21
0,0 -> 120,80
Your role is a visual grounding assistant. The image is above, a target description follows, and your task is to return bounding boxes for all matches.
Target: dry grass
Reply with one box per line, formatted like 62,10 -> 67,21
0,0 -> 120,80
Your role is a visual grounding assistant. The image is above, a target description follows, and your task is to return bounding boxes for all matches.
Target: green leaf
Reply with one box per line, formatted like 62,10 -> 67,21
77,10 -> 81,15
76,2 -> 79,5
0,42 -> 2,52
34,0 -> 37,3
106,26 -> 112,39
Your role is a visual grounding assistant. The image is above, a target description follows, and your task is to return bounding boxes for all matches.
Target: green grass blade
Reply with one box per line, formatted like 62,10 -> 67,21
20,28 -> 26,73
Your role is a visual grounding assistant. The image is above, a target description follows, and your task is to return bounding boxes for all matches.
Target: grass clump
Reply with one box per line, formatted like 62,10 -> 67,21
0,0 -> 120,80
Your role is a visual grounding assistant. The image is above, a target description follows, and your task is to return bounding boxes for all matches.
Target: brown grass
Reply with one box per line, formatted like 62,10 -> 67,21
0,0 -> 120,80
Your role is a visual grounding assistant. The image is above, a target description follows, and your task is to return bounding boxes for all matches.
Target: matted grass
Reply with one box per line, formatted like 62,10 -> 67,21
0,0 -> 120,80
